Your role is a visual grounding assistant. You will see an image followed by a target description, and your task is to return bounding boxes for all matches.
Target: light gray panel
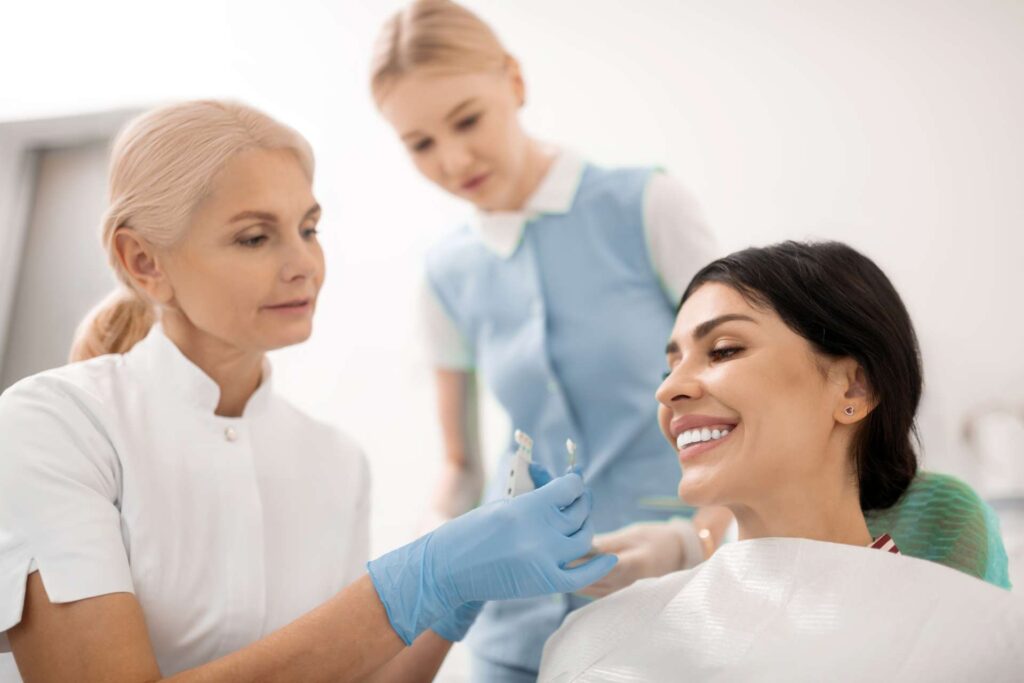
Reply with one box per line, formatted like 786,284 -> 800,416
1,140 -> 116,390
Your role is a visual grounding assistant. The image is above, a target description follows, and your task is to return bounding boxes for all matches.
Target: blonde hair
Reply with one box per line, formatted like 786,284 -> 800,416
369,0 -> 510,105
70,100 -> 314,362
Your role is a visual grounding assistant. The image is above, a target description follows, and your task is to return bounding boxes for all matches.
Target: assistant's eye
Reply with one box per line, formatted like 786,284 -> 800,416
238,234 -> 267,248
412,137 -> 433,153
455,113 -> 481,131
301,227 -> 319,240
709,346 -> 744,362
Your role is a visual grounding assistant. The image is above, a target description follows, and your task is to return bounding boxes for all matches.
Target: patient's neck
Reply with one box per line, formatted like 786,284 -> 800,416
731,469 -> 873,547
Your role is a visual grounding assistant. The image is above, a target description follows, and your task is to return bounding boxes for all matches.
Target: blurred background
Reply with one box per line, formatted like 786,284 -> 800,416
2,1 -> 1022,678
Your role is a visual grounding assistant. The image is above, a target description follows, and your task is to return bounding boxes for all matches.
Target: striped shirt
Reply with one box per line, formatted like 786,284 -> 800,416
869,533 -> 901,554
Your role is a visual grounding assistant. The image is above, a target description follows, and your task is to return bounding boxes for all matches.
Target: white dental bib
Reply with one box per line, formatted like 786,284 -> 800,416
539,537 -> 1024,682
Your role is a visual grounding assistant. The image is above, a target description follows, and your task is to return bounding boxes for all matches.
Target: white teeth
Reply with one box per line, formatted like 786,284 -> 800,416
676,426 -> 734,450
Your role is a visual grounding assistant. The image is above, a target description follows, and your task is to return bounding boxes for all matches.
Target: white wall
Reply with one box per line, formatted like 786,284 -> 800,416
2,1 -> 1022,666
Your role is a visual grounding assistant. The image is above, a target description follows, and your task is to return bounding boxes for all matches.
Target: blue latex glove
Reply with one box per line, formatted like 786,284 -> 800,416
368,472 -> 616,645
430,464 -> 575,642
529,461 -> 576,487
431,600 -> 484,642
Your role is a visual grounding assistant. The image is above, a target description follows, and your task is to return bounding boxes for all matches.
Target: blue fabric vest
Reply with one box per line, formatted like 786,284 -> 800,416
426,164 -> 681,672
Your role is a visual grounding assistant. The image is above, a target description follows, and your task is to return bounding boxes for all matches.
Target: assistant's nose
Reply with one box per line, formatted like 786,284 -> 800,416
437,138 -> 473,180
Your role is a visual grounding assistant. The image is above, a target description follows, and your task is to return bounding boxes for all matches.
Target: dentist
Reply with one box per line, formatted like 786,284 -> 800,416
0,100 -> 613,682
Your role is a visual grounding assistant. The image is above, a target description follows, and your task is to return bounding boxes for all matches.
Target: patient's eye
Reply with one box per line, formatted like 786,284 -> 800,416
709,346 -> 743,362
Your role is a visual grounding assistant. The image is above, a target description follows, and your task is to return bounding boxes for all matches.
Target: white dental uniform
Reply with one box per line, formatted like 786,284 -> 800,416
0,325 -> 370,679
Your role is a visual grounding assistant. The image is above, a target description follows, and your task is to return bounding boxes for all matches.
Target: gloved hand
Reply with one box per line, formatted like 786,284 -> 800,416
430,600 -> 484,642
577,519 -> 697,599
368,472 -> 616,645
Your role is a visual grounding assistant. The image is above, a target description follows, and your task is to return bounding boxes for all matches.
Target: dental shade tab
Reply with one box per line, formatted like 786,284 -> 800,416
506,429 -> 536,498
503,433 -> 597,573
505,431 -> 580,499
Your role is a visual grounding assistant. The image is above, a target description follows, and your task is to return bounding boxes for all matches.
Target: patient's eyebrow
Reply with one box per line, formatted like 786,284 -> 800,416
693,314 -> 756,340
665,315 -> 757,355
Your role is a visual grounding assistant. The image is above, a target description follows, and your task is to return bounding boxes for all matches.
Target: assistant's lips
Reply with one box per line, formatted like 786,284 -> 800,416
461,172 -> 491,192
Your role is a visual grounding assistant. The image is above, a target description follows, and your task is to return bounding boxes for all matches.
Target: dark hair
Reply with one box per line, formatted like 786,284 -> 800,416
680,241 -> 921,511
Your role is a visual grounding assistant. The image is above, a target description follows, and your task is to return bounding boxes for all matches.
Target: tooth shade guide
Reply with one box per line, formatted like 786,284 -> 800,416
507,428 -> 536,499
512,428 -> 534,463
566,438 -> 577,471
514,429 -> 533,452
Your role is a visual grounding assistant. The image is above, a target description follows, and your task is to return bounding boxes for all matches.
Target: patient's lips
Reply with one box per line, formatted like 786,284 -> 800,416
676,426 -> 732,450
670,414 -> 738,439
670,414 -> 738,462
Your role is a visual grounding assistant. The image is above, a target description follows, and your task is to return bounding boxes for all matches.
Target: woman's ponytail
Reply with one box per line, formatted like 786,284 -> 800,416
69,287 -> 155,362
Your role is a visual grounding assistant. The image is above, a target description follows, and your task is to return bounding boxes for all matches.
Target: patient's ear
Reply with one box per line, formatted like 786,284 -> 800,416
831,358 -> 875,424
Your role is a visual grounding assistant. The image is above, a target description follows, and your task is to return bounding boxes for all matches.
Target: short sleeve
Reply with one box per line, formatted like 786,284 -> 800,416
419,278 -> 475,371
643,173 -> 720,306
0,377 -> 133,650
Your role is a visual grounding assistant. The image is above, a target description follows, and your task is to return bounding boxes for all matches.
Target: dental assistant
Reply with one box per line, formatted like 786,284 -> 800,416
370,1 -> 718,678
0,100 -> 613,682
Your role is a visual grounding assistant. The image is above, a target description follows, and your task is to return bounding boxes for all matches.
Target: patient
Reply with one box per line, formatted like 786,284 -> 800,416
540,241 -> 1024,681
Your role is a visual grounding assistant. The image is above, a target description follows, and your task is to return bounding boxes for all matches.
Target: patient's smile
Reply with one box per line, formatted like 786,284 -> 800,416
676,426 -> 732,450
667,414 -> 741,465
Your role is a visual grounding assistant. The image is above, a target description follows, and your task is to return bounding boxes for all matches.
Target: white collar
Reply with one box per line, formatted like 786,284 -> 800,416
470,149 -> 585,259
127,323 -> 273,418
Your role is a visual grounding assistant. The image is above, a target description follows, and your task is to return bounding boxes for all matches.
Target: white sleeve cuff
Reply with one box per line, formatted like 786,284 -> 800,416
643,172 -> 720,305
419,279 -> 475,370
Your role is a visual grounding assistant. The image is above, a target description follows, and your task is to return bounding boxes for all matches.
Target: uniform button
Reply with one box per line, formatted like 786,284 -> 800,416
546,379 -> 558,393
224,427 -> 238,442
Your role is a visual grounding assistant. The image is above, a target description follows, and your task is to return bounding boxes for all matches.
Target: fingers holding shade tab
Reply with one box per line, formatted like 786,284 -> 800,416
367,472 -> 617,645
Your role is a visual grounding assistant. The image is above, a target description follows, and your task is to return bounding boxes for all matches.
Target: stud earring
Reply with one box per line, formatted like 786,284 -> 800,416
844,406 -> 856,416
